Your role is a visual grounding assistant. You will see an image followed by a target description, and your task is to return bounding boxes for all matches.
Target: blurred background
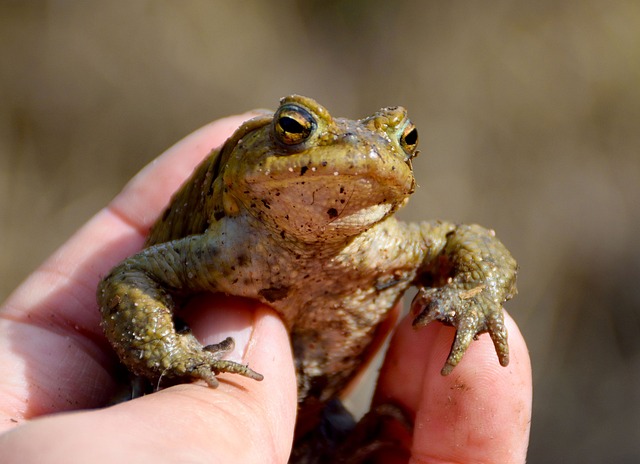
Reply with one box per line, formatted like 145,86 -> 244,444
1,1 -> 639,462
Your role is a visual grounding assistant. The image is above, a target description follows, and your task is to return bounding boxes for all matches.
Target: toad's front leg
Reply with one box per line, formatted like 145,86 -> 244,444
97,235 -> 263,387
413,222 -> 518,375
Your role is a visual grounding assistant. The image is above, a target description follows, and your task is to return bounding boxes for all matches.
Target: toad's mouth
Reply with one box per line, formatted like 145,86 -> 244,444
244,146 -> 416,201
247,170 -> 413,203
238,173 -> 408,240
328,203 -> 393,228
259,174 -> 408,211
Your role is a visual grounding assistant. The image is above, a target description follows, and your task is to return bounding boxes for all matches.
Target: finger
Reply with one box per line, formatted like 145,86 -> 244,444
373,311 -> 531,464
0,303 -> 297,463
0,113 -> 256,420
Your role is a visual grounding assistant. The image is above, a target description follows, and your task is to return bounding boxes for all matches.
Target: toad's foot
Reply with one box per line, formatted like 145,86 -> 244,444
197,336 -> 264,386
158,334 -> 264,388
411,284 -> 509,375
98,249 -> 264,389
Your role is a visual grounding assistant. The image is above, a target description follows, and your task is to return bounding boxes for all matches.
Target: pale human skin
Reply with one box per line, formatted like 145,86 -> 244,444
0,112 -> 532,463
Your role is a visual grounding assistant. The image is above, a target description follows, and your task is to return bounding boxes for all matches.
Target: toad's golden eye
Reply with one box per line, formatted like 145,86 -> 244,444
274,104 -> 317,146
400,122 -> 418,159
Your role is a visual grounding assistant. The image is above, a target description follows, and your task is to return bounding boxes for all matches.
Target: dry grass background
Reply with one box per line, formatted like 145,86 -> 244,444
1,1 -> 639,462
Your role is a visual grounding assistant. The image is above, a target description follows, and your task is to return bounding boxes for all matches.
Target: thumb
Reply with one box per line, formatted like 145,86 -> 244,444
0,299 -> 297,464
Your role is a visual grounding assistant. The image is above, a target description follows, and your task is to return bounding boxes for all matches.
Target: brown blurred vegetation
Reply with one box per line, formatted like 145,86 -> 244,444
1,1 -> 639,462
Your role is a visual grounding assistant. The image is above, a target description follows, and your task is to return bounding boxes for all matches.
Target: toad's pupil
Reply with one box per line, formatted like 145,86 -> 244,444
280,116 -> 306,134
404,128 -> 418,146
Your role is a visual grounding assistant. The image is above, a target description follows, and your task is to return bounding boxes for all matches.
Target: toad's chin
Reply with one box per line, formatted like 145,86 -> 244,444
329,203 -> 393,229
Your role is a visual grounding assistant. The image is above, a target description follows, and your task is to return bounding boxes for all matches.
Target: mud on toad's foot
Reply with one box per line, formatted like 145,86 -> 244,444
410,284 -> 509,375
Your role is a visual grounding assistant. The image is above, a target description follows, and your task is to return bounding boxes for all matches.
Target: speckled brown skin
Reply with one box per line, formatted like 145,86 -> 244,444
98,95 -> 517,452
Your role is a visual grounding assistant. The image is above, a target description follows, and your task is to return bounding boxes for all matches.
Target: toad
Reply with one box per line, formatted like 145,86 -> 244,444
98,95 -> 517,460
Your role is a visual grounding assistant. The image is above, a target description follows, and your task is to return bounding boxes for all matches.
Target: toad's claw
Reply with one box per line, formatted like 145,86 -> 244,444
486,310 -> 510,367
155,335 -> 264,388
192,357 -> 264,387
191,336 -> 264,386
411,285 -> 509,375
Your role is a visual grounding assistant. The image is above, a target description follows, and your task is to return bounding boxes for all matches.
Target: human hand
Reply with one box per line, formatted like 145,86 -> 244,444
0,113 -> 298,463
364,309 -> 532,463
0,112 -> 531,463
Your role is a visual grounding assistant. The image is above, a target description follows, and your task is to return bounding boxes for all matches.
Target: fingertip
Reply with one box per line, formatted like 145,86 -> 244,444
180,295 -> 297,458
96,295 -> 297,462
412,312 -> 531,463
375,311 -> 531,463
